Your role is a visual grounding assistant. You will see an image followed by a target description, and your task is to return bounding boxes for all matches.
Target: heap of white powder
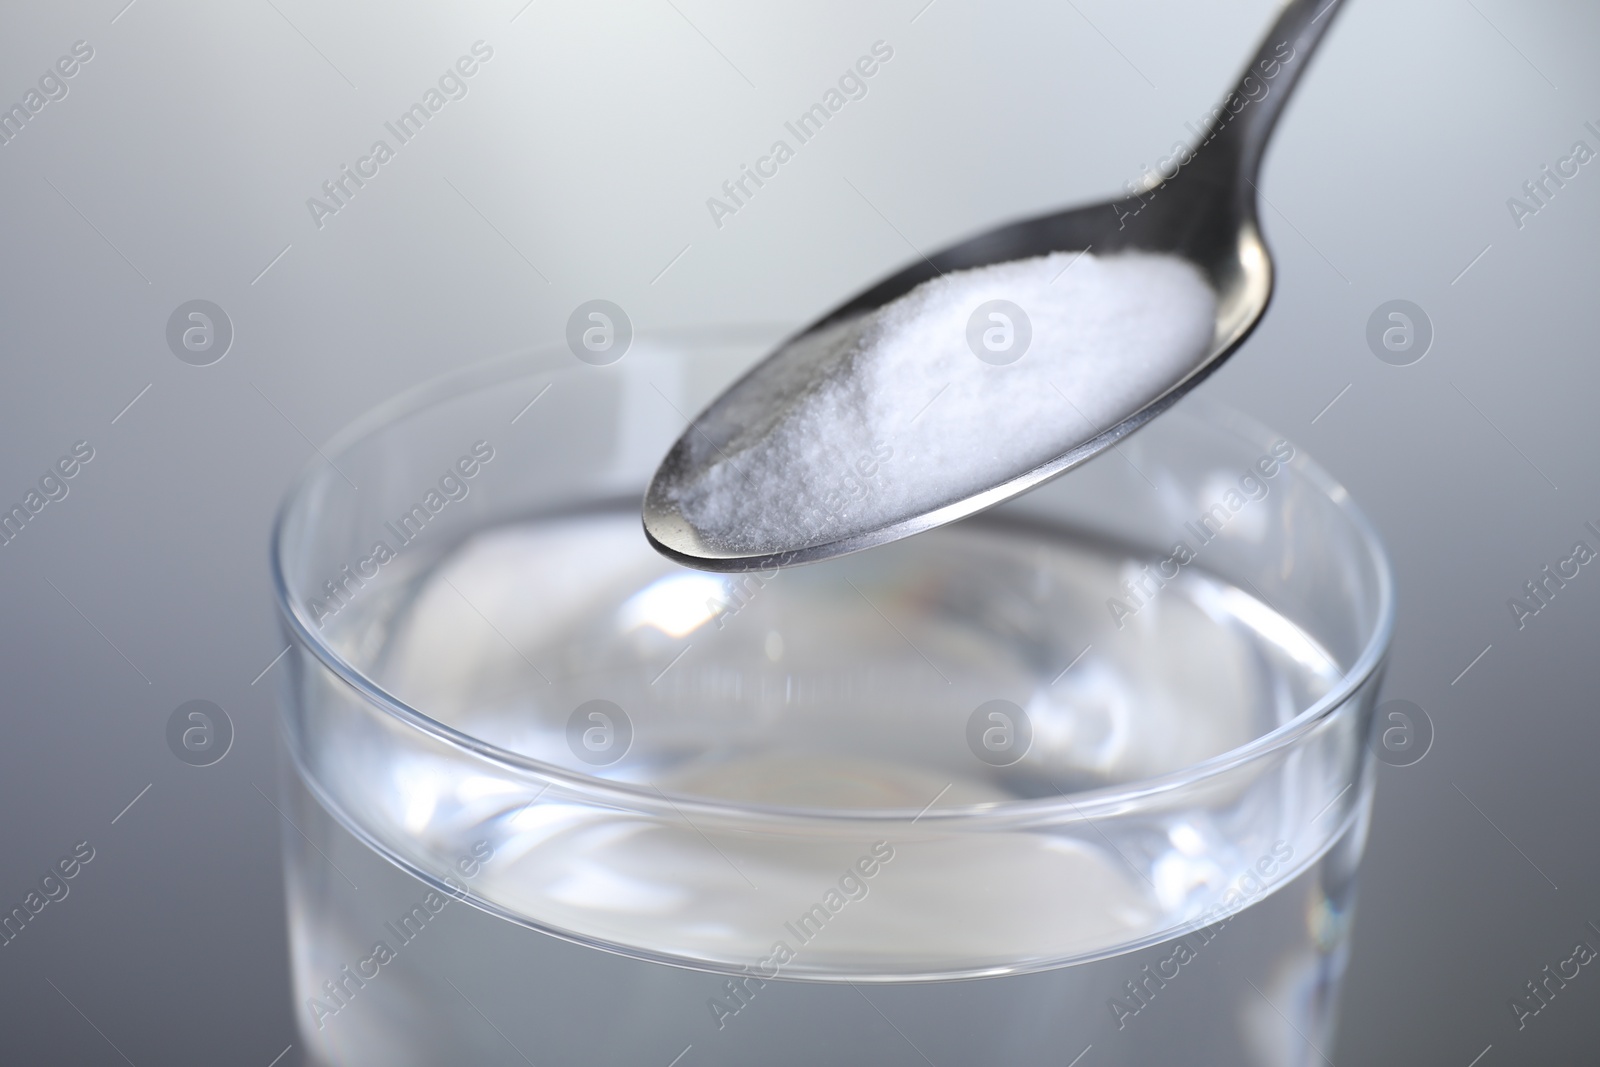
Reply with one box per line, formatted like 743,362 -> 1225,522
668,251 -> 1217,553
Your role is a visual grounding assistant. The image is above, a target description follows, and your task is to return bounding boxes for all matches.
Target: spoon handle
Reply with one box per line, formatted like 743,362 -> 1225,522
1198,0 -> 1348,186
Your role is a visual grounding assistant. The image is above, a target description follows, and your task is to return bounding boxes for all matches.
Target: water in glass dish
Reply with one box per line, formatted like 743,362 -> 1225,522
286,503 -> 1364,1067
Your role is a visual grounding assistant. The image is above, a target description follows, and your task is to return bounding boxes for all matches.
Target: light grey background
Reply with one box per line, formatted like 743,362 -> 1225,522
2,0 -> 1597,1063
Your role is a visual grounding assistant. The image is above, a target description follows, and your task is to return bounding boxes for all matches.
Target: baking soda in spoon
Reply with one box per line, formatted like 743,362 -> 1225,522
666,250 -> 1216,553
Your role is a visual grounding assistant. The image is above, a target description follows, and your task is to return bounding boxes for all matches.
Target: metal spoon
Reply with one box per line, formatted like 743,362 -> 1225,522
645,0 -> 1345,572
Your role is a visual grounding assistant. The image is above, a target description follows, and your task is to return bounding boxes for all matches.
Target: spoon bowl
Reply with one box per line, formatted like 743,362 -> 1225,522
646,0 -> 1344,572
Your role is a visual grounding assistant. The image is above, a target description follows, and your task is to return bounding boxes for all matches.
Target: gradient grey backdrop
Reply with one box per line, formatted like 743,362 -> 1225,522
2,0 -> 1597,1063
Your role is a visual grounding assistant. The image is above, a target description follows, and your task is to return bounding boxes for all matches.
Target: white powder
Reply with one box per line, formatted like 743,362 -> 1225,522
669,251 -> 1217,553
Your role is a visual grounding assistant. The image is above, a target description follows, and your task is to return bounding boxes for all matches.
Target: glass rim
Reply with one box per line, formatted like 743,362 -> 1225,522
270,327 -> 1396,828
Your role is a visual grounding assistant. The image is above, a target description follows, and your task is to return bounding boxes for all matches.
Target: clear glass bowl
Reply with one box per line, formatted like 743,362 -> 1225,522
271,327 -> 1392,995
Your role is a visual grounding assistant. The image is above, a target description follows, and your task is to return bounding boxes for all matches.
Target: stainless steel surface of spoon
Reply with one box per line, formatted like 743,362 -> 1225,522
645,0 -> 1346,572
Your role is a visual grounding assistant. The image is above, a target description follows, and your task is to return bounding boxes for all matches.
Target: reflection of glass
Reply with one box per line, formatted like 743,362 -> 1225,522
271,330 -> 1393,1066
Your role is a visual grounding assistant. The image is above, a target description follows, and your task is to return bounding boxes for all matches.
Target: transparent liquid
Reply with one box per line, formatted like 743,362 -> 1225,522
290,507 -> 1365,1065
